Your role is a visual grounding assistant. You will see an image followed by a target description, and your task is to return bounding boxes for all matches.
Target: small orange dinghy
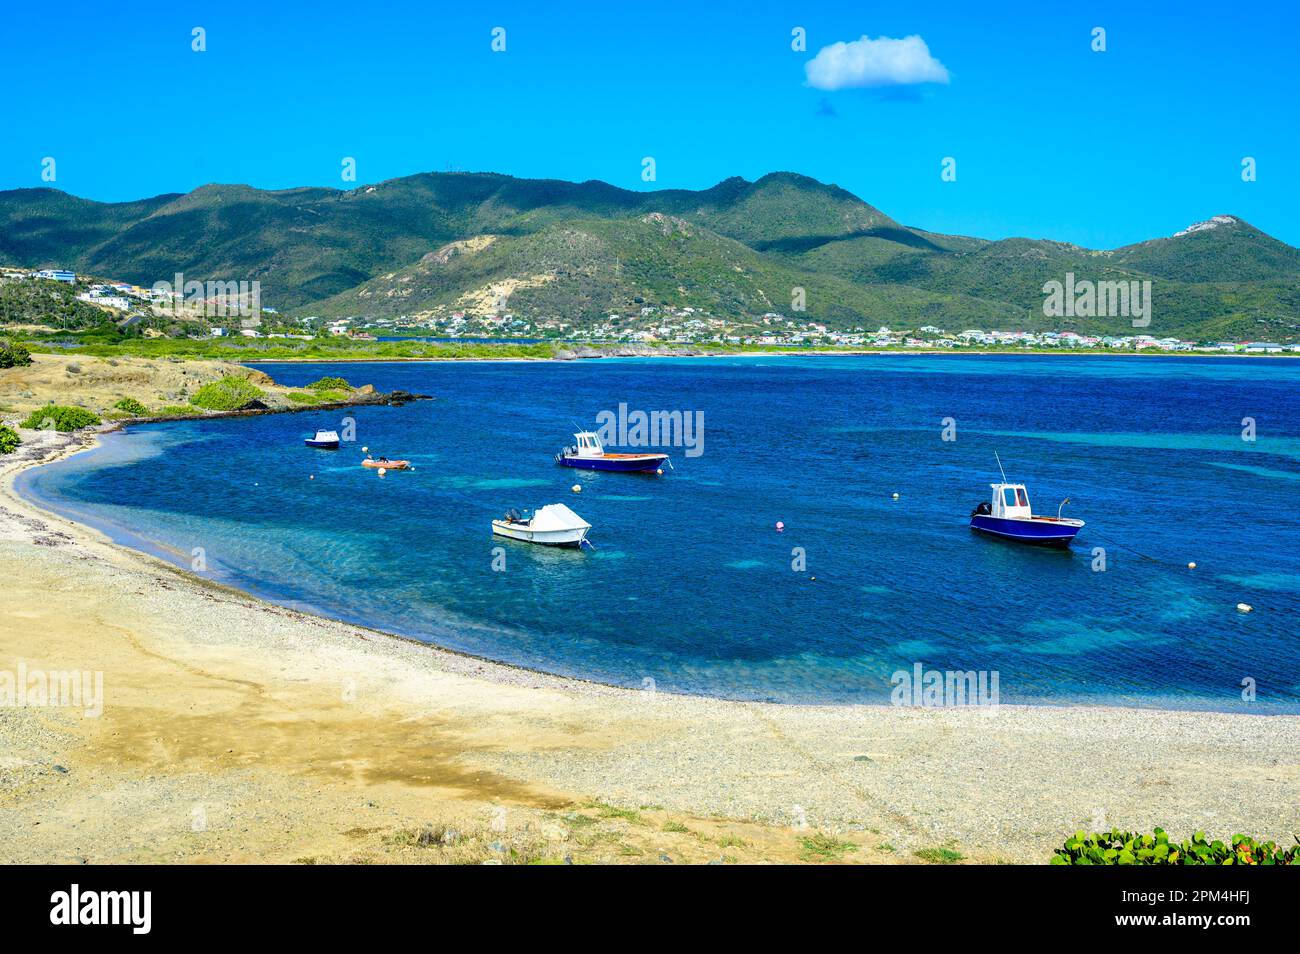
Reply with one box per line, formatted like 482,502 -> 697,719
362,457 -> 411,470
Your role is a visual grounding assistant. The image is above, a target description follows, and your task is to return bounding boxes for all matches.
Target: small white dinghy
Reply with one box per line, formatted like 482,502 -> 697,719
492,503 -> 592,548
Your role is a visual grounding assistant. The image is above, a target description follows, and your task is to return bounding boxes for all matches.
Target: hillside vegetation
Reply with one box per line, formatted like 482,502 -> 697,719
2,172 -> 1298,341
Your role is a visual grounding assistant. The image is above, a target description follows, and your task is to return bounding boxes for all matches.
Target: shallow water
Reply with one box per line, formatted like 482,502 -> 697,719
19,354 -> 1300,710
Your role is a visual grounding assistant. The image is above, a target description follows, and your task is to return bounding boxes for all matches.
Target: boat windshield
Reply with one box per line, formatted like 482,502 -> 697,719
1002,487 -> 1030,508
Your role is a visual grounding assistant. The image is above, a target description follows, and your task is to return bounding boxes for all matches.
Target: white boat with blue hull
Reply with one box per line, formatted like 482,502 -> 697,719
556,431 -> 669,473
970,482 -> 1084,548
969,456 -> 1083,548
492,503 -> 593,548
304,429 -> 340,449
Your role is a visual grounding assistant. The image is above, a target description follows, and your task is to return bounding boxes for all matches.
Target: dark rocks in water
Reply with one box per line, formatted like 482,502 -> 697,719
385,390 -> 431,406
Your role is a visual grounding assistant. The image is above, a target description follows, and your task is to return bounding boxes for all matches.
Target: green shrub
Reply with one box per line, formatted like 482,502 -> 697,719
0,339 -> 33,369
189,375 -> 265,411
286,391 -> 320,404
19,404 -> 102,431
308,376 -> 351,391
157,406 -> 193,417
1052,828 -> 1300,865
0,425 -> 20,454
113,397 -> 149,416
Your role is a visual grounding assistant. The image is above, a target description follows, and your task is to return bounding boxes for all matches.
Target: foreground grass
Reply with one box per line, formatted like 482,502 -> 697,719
291,803 -> 902,865
799,831 -> 858,862
914,845 -> 965,864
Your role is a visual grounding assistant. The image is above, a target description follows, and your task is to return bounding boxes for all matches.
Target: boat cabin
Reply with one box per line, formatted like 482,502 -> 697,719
988,482 -> 1031,519
568,431 -> 606,458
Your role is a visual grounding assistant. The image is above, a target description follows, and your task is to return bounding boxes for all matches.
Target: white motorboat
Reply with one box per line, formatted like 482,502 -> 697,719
492,503 -> 592,548
304,429 -> 340,449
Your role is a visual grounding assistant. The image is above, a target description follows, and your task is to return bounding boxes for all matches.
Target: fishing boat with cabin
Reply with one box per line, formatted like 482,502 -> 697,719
555,431 -> 669,473
969,455 -> 1084,548
304,429 -> 340,449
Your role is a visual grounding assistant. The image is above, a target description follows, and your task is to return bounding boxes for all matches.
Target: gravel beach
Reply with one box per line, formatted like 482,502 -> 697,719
2,429 -> 1297,864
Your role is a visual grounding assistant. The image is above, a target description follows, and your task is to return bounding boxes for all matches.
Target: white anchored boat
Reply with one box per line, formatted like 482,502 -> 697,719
304,429 -> 340,449
492,503 -> 592,548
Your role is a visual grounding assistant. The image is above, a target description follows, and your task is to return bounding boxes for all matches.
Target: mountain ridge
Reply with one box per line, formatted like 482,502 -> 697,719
2,172 -> 1297,341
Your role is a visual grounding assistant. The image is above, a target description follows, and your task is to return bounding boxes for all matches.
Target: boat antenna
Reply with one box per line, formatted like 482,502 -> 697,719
994,450 -> 1008,484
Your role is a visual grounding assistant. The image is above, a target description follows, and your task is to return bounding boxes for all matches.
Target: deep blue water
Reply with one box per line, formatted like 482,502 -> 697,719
18,354 -> 1300,710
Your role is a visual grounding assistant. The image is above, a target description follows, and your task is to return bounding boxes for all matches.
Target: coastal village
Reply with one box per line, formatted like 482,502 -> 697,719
3,266 -> 1297,354
377,307 -> 1297,353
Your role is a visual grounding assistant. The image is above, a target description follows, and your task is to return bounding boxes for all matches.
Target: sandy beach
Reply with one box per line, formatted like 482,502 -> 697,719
1,429 -> 1297,865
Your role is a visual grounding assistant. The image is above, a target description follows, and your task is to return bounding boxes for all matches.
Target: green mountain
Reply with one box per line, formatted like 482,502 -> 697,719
1,172 -> 1297,341
1109,216 -> 1300,283
311,213 -> 1000,327
795,220 -> 1300,340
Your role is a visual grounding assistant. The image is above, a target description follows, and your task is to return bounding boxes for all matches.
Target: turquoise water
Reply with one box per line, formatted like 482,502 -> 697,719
18,354 -> 1300,710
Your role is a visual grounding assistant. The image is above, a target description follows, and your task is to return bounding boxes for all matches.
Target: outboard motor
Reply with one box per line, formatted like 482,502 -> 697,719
972,501 -> 992,517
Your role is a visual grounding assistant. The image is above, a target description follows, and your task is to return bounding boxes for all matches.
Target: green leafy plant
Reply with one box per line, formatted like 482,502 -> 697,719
286,391 -> 320,404
113,397 -> 149,416
0,425 -> 20,454
189,375 -> 265,411
19,404 -> 102,431
1052,828 -> 1300,865
308,376 -> 351,391
0,338 -> 33,368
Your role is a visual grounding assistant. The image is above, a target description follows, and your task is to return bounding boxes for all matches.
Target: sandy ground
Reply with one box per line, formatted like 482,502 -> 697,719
1,430 -> 1297,865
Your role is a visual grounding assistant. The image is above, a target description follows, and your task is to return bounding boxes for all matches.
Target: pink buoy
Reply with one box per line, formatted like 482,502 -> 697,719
775,521 -> 784,532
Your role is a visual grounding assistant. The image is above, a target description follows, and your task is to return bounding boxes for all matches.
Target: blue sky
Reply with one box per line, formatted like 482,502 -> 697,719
3,0 -> 1296,247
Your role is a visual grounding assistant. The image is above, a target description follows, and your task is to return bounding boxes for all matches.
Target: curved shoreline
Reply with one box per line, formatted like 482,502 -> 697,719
1,429 -> 631,700
12,425 -> 1292,714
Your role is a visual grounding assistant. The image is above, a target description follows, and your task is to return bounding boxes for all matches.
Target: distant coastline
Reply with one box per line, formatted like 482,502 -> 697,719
240,346 -> 1300,363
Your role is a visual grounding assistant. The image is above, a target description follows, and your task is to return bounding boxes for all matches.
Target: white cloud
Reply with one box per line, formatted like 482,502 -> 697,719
804,35 -> 950,91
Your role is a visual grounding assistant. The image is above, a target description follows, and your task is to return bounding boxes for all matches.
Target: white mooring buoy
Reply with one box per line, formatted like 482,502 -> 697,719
1237,603 -> 1253,613
571,484 -> 582,493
